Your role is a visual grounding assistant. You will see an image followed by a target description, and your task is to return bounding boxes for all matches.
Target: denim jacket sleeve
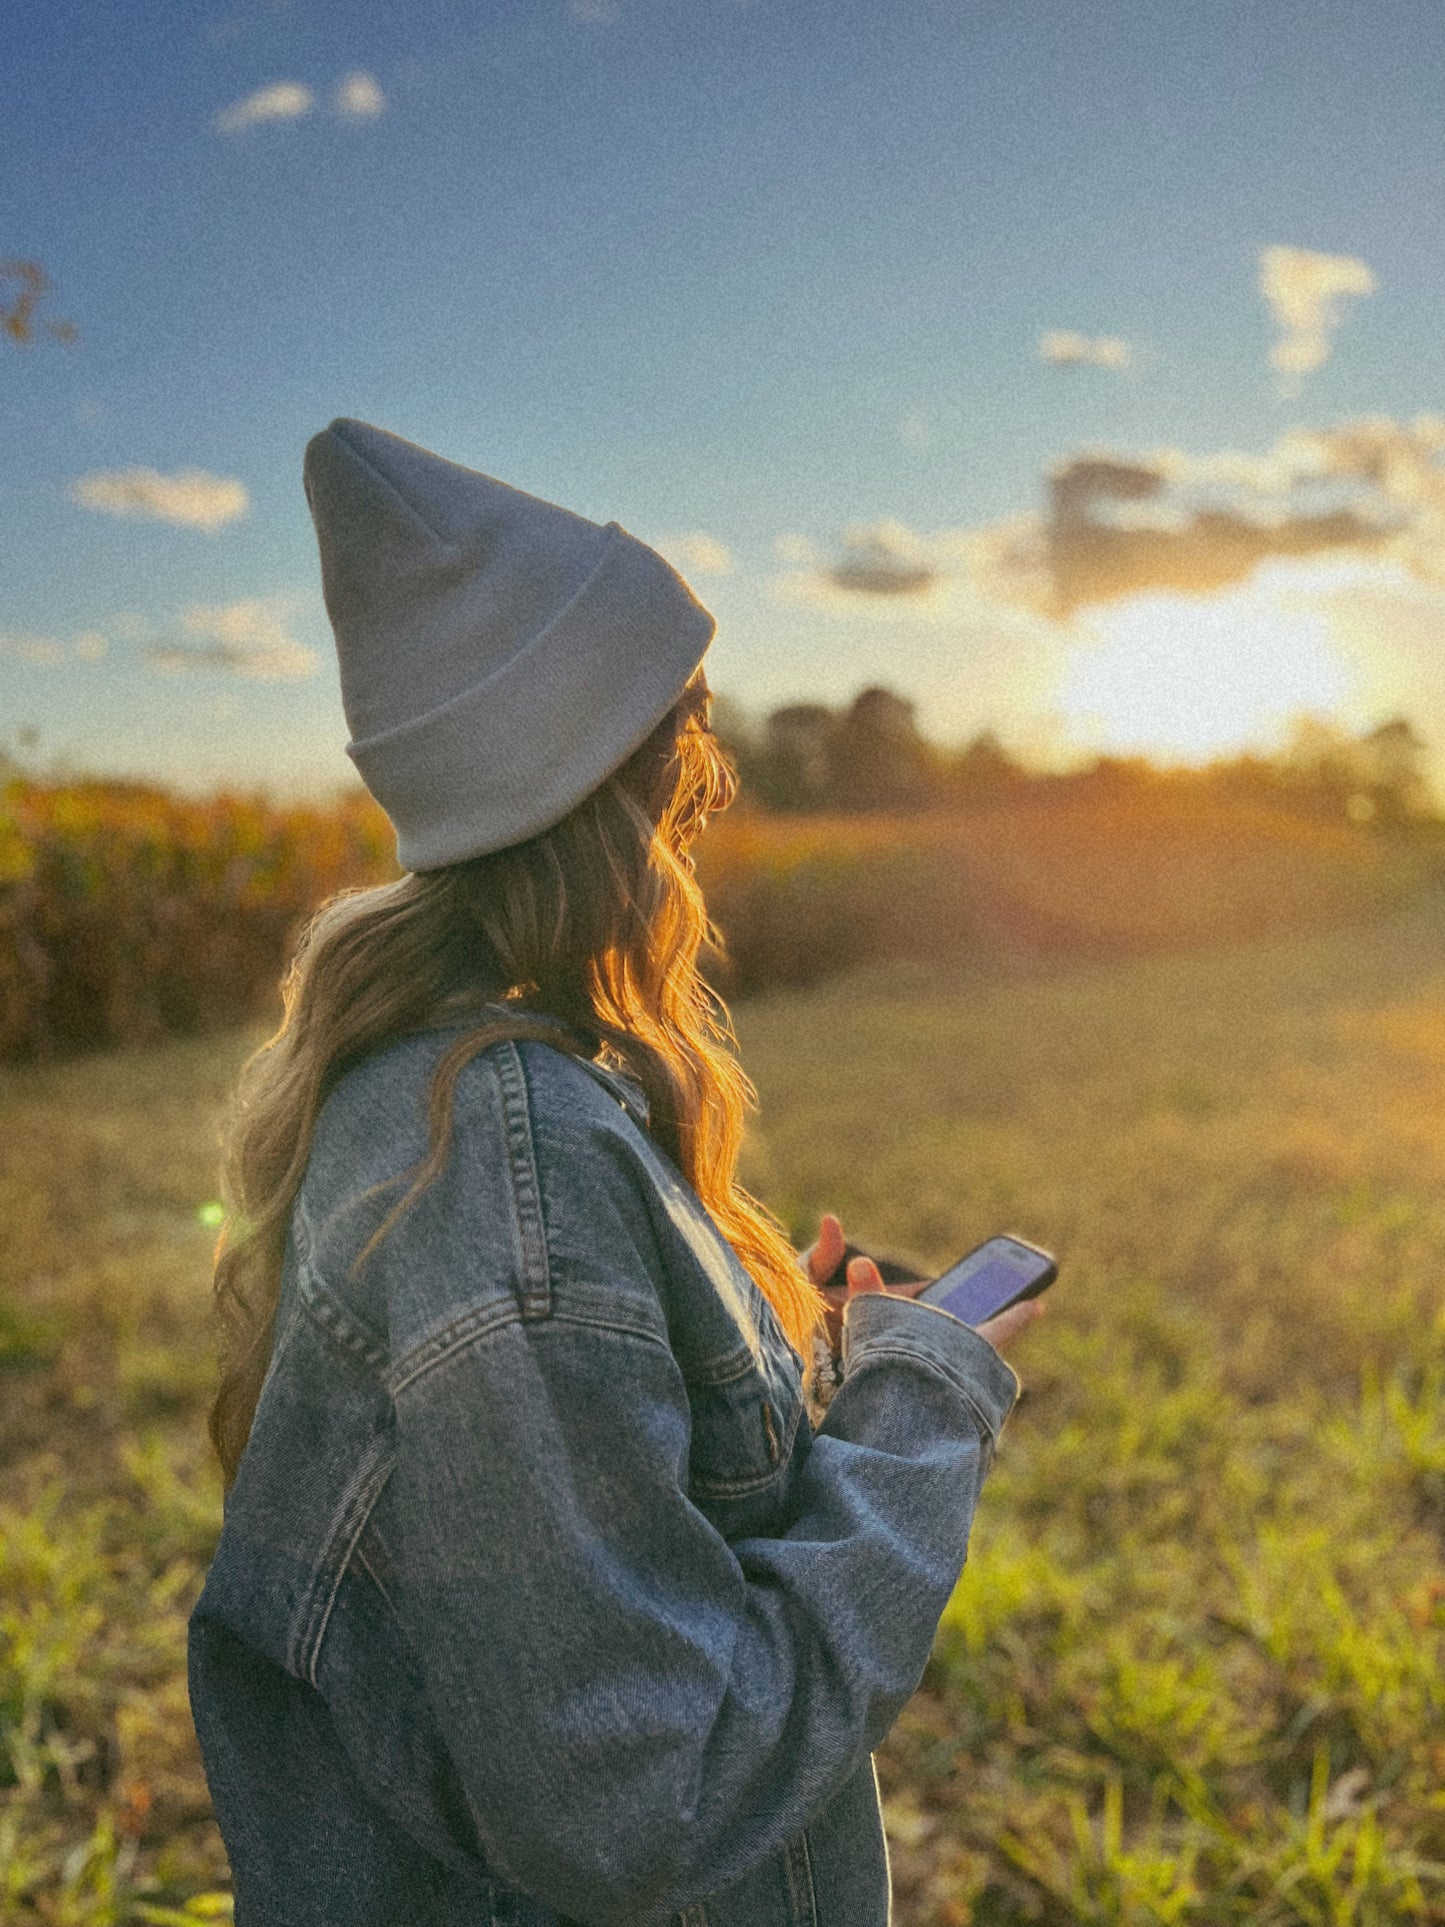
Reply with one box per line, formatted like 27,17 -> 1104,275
382,1046 -> 1019,1925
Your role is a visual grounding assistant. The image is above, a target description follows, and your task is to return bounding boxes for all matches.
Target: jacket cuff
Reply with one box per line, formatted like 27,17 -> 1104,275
840,1292 -> 1020,1445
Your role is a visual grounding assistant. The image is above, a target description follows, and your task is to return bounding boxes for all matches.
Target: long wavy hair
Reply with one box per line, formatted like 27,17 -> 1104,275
208,672 -> 824,1486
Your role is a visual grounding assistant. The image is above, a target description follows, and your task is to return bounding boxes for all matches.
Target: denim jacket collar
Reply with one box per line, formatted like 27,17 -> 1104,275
419,996 -> 651,1129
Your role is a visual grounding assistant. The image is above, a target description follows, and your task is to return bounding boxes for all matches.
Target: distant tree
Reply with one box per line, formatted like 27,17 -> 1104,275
720,692 -> 1041,814
1282,716 -> 1357,813
704,693 -> 754,793
830,687 -> 936,810
1278,714 -> 1437,828
1,725 -> 42,780
2,259 -> 76,347
1355,717 -> 1435,827
946,729 -> 1026,802
1195,748 -> 1280,810
707,694 -> 755,760
761,704 -> 836,809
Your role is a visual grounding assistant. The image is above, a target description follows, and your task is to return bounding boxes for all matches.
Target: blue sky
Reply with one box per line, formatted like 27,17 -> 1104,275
4,0 -> 1444,798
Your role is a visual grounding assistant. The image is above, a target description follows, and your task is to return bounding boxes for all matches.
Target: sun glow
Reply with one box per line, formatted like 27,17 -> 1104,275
1057,565 -> 1362,764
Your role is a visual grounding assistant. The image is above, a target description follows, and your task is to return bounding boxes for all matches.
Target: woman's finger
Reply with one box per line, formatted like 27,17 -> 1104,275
805,1213 -> 846,1287
845,1254 -> 888,1296
973,1297 -> 1046,1354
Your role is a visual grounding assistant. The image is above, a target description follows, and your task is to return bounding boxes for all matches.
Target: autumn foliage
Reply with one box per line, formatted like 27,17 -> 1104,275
0,778 -> 399,1061
3,767 -> 1436,1064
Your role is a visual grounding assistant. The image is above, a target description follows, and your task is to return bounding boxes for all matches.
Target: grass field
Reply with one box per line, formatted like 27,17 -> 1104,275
2,896 -> 1444,1922
7,768 -> 1434,1059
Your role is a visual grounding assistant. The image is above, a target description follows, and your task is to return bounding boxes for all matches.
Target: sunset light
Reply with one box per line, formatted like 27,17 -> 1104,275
7,6 -> 1445,1922
1057,570 -> 1360,764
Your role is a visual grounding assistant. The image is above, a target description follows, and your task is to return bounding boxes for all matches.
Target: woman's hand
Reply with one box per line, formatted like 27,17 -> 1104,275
804,1211 -> 1045,1357
804,1212 -> 928,1353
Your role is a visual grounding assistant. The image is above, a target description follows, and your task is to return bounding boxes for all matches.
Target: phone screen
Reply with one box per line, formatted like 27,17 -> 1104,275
920,1236 -> 1056,1326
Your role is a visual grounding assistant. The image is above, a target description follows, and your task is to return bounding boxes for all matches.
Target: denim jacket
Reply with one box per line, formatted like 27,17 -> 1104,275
188,1023 -> 1019,1927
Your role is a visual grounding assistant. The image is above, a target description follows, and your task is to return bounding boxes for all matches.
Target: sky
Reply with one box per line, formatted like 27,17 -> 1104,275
4,0 -> 1444,800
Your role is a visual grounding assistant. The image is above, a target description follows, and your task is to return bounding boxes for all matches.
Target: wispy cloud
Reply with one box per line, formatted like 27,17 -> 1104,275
1259,246 -> 1375,396
1039,330 -> 1132,370
143,599 -> 318,679
2,259 -> 77,349
71,467 -> 250,534
772,416 -> 1445,622
214,80 -> 314,135
0,630 -> 108,666
1022,419 -> 1445,614
656,531 -> 733,577
333,70 -> 385,119
0,633 -> 67,667
215,72 -> 386,134
773,519 -> 987,621
773,534 -> 817,566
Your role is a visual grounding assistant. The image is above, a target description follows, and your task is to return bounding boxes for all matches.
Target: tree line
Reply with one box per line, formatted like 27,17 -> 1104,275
717,686 -> 1440,831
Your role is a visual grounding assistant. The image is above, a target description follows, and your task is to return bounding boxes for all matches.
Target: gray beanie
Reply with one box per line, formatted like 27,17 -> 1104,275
303,418 -> 715,871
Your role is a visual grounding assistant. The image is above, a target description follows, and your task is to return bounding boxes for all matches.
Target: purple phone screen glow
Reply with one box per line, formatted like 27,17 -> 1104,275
929,1242 -> 1050,1326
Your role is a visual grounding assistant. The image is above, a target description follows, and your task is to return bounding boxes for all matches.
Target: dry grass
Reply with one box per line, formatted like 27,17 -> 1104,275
6,770 -> 1434,1059
736,896 -> 1445,1923
3,895 -> 1444,1921
698,798 -> 1432,992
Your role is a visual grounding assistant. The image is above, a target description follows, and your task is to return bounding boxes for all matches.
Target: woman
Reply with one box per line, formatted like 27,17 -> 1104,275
188,418 -> 1041,1927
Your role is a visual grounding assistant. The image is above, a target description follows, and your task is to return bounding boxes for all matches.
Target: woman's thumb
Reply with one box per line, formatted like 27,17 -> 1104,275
845,1254 -> 885,1295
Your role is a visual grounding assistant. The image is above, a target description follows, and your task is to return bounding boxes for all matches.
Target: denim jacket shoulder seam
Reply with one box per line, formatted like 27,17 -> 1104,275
492,1039 -> 552,1320
847,1344 -> 1001,1446
386,1298 -> 521,1397
387,1300 -> 674,1399
292,1237 -> 389,1378
549,1303 -> 671,1348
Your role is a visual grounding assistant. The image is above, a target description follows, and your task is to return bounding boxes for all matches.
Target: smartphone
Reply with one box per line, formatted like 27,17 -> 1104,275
917,1235 -> 1057,1327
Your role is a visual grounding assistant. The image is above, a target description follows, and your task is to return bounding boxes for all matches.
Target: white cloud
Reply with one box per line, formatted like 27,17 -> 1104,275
1165,417 -> 1445,588
771,416 -> 1445,623
214,79 -> 314,134
773,518 -> 996,621
144,599 -> 318,680
657,531 -> 733,577
0,634 -> 67,666
774,533 -> 819,566
333,70 -> 385,119
70,467 -> 250,534
764,423 -> 1445,781
0,630 -> 108,666
1259,246 -> 1375,395
1039,330 -> 1132,370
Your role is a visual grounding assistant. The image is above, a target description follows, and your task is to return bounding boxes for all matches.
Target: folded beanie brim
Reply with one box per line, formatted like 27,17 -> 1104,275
346,521 -> 714,869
